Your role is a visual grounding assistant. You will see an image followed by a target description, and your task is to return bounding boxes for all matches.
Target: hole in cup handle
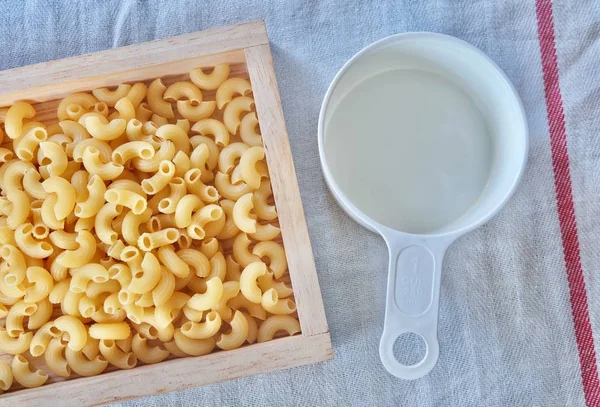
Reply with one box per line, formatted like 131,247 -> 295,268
379,327 -> 439,380
378,232 -> 451,380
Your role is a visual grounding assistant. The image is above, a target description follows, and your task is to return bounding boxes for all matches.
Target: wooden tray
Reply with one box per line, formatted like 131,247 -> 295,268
0,21 -> 331,406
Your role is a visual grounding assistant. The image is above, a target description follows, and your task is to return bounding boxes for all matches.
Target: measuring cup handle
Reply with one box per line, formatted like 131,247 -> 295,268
378,234 -> 448,380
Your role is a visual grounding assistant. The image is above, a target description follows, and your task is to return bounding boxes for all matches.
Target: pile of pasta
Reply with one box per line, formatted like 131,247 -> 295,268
0,63 -> 299,391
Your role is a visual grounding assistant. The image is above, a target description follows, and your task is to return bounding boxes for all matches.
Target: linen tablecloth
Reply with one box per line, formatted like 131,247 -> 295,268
1,0 -> 600,405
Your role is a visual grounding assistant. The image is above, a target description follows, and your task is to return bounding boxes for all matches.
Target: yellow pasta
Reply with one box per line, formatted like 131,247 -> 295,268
38,141 -> 68,177
257,315 -> 301,343
147,79 -> 175,119
99,339 -> 137,369
82,146 -> 124,180
240,261 -> 267,303
239,111 -> 263,147
173,329 -> 215,356
191,118 -> 230,148
216,310 -> 249,350
5,101 -> 36,140
45,337 -> 72,377
0,66 -> 298,390
141,160 -> 175,195
12,355 -> 48,388
216,77 -> 252,109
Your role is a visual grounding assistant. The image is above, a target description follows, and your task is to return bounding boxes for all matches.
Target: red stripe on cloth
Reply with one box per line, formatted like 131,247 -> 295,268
535,0 -> 600,405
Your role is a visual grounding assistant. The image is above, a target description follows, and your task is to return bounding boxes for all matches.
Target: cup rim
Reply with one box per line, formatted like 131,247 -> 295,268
317,31 -> 529,240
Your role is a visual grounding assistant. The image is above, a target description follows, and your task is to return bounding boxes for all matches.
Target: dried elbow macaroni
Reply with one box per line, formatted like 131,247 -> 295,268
0,63 -> 300,391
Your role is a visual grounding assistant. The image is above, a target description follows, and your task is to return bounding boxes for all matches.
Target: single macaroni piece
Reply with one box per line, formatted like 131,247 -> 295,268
261,288 -> 296,315
82,146 -> 124,180
58,93 -> 97,120
1,244 -> 26,287
24,266 -> 53,303
177,100 -> 216,121
38,141 -> 68,177
191,118 -> 230,148
55,229 -> 96,268
128,252 -> 161,293
54,315 -> 88,351
187,277 -> 223,311
122,208 -> 152,246
180,310 -> 222,339
159,177 -> 186,214
132,140 -> 175,172
16,126 -> 48,161
92,84 -> 132,107
65,347 -> 109,376
30,321 -> 61,357
42,176 -> 76,220
138,228 -> 180,252
147,79 -> 175,119
156,124 -> 190,155
240,112 -> 263,147
0,359 -> 13,394
5,101 -> 36,140
152,267 -> 176,306
173,329 -> 215,356
233,193 -> 257,233
72,138 -> 112,163
190,64 -> 230,90
6,299 -> 37,337
176,249 -> 210,278
89,322 -> 131,340
105,189 -> 147,215
12,355 -> 48,388
99,339 -> 137,369
157,246 -> 190,279
0,329 -> 33,354
112,141 -> 155,165
187,204 -> 223,240
216,77 -> 252,109
95,203 -> 123,245
254,179 -> 278,221
45,337 -> 72,377
164,81 -> 202,105
253,241 -> 287,279
70,264 -> 109,294
14,223 -> 54,259
250,223 -> 281,241
216,310 -> 249,350
219,142 -> 249,173
233,233 -> 261,267
115,97 -> 136,121
132,333 -> 170,364
238,146 -> 265,189
141,160 -> 175,195
214,171 -> 254,201
257,315 -> 301,343
75,174 -> 107,217
240,262 -> 268,304
223,96 -> 254,135
84,116 -> 127,141
127,82 -> 148,108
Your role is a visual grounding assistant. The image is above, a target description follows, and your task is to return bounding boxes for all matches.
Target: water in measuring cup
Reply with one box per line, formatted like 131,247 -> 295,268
325,69 -> 492,234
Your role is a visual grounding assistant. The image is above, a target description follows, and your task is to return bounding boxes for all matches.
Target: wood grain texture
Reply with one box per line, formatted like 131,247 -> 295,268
0,20 -> 265,106
245,44 -> 329,337
1,333 -> 332,407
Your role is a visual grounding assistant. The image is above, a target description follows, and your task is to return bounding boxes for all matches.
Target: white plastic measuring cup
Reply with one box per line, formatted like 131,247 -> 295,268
318,33 -> 528,380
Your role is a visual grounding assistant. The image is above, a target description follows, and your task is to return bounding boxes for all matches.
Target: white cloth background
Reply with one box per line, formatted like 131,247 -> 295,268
1,0 -> 599,406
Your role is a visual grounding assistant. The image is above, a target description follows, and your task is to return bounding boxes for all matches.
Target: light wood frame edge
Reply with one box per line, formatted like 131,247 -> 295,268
244,44 -> 329,337
4,332 -> 332,407
0,20 -> 268,105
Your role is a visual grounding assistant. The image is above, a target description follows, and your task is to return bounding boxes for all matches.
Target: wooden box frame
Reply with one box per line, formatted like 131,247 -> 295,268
0,21 -> 331,406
